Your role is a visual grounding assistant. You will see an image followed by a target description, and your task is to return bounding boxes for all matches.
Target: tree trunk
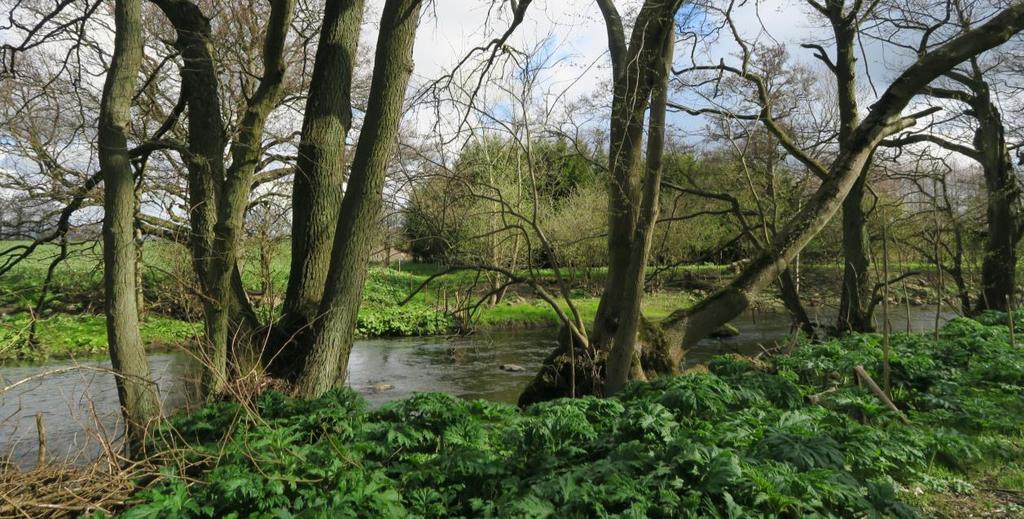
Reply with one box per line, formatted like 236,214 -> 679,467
589,0 -> 682,353
887,62 -> 1021,314
279,0 -> 364,353
975,92 -> 1019,312
99,0 -> 159,457
945,186 -> 973,315
837,172 -> 874,332
154,0 -> 292,392
151,0 -> 226,392
201,0 -> 294,394
778,268 -> 815,335
604,26 -> 673,395
294,0 -> 422,398
833,13 -> 874,334
151,0 -> 223,289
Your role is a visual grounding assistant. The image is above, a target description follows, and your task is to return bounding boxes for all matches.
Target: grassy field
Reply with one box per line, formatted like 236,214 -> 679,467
0,240 -> 713,361
0,238 -> 986,361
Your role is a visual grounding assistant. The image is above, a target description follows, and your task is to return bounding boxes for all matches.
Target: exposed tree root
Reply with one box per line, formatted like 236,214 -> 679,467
518,318 -> 684,406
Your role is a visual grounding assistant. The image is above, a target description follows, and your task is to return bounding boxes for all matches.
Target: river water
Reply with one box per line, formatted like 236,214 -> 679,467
0,306 -> 954,467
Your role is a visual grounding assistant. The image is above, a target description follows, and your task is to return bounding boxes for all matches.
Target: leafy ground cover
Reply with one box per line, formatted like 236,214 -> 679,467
104,314 -> 1023,518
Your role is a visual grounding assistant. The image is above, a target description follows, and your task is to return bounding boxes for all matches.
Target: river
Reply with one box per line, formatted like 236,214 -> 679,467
0,306 -> 955,467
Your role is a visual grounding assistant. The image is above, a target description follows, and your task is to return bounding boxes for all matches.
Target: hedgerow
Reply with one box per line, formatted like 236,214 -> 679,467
106,315 -> 1024,518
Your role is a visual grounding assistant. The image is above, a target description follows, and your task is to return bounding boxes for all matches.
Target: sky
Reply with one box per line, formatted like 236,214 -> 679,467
0,0 -> 938,152
366,0 -> 912,149
0,0 -> 1003,208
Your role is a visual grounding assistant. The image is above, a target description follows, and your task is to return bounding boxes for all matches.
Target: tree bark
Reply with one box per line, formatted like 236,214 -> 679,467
202,0 -> 295,394
279,0 -> 364,357
150,0 -> 224,291
294,0 -> 422,398
778,267 -> 815,335
837,172 -> 875,332
604,24 -> 674,395
153,0 -> 291,393
831,6 -> 874,333
974,84 -> 1019,312
590,0 -> 682,352
99,0 -> 159,457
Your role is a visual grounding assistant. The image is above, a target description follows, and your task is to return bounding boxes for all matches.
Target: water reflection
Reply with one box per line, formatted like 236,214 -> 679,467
686,305 -> 958,364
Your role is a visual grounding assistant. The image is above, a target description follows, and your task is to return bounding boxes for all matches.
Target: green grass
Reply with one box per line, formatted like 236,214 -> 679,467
0,239 -> 795,360
475,292 -> 694,329
0,313 -> 199,362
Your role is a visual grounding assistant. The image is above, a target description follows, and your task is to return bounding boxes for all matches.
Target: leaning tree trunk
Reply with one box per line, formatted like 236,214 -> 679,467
272,0 -> 364,380
520,4 -> 1024,404
294,0 -> 422,398
660,8 -> 1024,361
99,0 -> 159,457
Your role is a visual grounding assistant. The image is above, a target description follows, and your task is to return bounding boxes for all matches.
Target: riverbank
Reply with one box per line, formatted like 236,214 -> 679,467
0,314 -> 198,362
41,313 -> 1019,518
0,239 -> 982,362
1,240 -> 711,361
0,290 -> 701,362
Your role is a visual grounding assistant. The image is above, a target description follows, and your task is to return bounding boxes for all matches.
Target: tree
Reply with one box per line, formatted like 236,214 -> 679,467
652,0 -> 1024,376
813,0 -> 880,333
603,11 -> 677,394
293,0 -> 423,397
150,0 -> 295,394
886,56 -> 1022,312
278,0 -> 365,361
522,0 -> 1024,403
99,0 -> 159,456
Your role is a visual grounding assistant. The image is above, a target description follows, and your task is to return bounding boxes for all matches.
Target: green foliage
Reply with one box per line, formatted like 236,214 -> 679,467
356,305 -> 453,338
117,315 -> 1023,518
0,314 -> 197,361
776,316 -> 1024,437
0,239 -> 723,354
353,268 -> 455,337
